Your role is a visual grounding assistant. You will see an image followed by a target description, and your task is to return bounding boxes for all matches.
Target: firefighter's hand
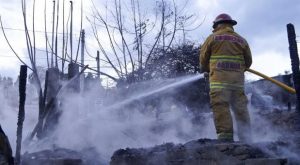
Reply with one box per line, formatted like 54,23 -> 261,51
203,72 -> 209,79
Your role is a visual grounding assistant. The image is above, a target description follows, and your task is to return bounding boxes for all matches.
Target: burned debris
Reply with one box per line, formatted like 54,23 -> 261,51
110,139 -> 288,165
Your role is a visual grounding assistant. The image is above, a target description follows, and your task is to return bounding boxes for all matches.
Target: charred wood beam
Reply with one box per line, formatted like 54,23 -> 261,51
287,23 -> 300,111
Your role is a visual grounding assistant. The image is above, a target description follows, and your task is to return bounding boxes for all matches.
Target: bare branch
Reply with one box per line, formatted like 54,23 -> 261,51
145,0 -> 165,64
84,43 -> 111,65
112,0 -> 135,73
22,0 -> 34,64
44,0 -> 50,68
75,0 -> 83,62
88,16 -> 121,77
165,0 -> 177,51
114,0 -> 128,75
63,2 -> 71,69
55,0 -> 60,68
177,0 -> 190,15
61,0 -> 65,72
131,0 -> 141,68
22,0 -> 42,90
32,0 -> 36,64
0,16 -> 32,71
182,15 -> 206,31
137,0 -> 143,68
70,1 -> 74,62
51,0 -> 55,67
91,0 -> 124,75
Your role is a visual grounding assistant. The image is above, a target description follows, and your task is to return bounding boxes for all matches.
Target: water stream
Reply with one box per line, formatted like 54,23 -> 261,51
104,74 -> 204,111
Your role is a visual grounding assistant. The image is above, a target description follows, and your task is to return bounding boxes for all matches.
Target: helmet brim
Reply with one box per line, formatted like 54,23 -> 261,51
213,20 -> 237,29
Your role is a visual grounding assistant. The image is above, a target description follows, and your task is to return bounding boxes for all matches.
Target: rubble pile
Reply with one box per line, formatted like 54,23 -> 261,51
110,139 -> 288,165
21,148 -> 103,165
258,109 -> 300,133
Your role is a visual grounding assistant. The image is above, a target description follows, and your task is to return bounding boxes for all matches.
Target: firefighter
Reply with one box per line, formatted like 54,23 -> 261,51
0,125 -> 14,165
200,13 -> 252,142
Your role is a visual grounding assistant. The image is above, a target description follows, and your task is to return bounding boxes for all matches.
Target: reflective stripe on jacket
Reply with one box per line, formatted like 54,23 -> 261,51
210,82 -> 244,90
200,24 -> 252,90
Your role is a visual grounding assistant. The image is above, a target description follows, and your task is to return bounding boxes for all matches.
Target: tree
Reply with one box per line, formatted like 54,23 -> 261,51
88,0 -> 202,82
117,43 -> 200,84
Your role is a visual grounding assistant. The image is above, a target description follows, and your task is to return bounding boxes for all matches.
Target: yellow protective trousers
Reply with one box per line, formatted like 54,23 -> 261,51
210,89 -> 251,142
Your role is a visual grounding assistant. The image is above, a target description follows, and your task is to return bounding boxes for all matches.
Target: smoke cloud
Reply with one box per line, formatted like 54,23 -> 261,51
0,75 -> 299,163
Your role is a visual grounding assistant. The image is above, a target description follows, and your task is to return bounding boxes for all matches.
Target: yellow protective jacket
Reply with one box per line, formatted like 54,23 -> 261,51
200,24 -> 252,90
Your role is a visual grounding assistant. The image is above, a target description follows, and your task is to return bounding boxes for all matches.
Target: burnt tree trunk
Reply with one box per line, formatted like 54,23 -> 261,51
287,23 -> 300,111
287,24 -> 300,142
36,70 -> 49,138
42,68 -> 60,137
16,65 -> 27,165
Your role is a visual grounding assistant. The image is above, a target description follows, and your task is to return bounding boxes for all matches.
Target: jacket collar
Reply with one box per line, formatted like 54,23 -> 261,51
213,24 -> 234,33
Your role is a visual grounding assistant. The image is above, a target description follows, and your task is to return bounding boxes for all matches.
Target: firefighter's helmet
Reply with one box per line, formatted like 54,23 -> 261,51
213,13 -> 237,29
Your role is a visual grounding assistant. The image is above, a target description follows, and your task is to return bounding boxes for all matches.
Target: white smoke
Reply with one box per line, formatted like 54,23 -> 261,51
0,83 -> 38,154
35,74 -> 216,162
246,87 -> 287,142
1,75 -> 298,163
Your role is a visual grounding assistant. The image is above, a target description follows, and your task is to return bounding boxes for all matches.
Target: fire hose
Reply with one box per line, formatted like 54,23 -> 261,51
246,68 -> 296,94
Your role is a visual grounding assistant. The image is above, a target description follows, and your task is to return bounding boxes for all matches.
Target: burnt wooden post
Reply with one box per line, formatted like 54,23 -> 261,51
16,65 -> 27,165
287,23 -> 300,111
68,62 -> 80,93
41,68 -> 60,137
80,30 -> 85,93
96,50 -> 100,78
46,68 -> 60,103
287,23 -> 300,140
